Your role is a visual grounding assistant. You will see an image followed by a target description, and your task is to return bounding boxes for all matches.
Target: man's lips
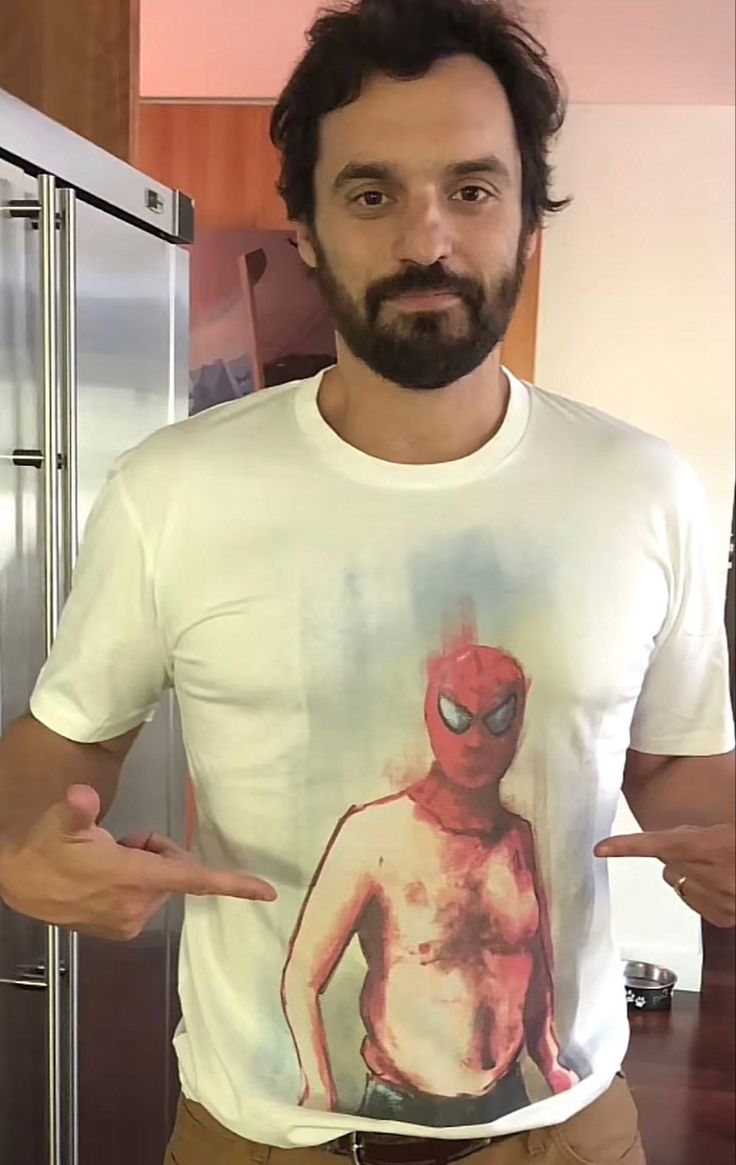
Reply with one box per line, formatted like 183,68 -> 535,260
388,290 -> 462,311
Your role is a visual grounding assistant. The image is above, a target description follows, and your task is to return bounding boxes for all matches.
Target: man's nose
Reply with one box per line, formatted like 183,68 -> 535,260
463,728 -> 488,752
393,196 -> 453,269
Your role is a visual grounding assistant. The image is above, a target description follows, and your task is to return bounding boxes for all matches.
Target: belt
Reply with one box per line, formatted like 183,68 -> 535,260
325,1131 -> 516,1165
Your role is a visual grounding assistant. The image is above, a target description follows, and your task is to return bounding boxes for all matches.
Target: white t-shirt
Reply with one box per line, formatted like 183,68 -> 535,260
31,369 -> 734,1147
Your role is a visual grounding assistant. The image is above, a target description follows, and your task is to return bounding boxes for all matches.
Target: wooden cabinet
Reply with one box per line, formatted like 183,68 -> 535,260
0,0 -> 139,161
503,242 -> 540,384
137,103 -> 289,231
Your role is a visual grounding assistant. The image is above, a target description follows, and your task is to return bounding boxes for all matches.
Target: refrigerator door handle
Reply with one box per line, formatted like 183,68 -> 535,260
38,172 -> 63,1165
0,174 -> 64,1165
38,172 -> 62,676
0,961 -> 69,990
59,187 -> 79,585
0,450 -> 44,466
58,184 -> 80,1165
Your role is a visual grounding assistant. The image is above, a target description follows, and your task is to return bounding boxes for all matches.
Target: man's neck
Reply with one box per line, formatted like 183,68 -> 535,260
409,766 -> 508,836
318,343 -> 509,466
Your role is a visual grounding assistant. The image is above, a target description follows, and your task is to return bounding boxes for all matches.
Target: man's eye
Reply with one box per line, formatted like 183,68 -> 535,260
483,695 -> 517,737
438,695 -> 473,735
353,190 -> 388,208
452,186 -> 493,204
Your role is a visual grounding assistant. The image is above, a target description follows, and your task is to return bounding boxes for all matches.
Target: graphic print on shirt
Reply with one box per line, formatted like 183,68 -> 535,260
281,635 -> 579,1127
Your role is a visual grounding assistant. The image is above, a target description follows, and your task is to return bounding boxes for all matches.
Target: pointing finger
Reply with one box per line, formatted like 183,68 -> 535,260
595,828 -> 705,862
126,850 -> 277,902
168,863 -> 278,902
595,833 -> 663,859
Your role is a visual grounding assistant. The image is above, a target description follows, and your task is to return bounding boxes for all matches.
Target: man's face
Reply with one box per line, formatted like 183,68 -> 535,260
424,645 -> 527,790
297,54 -> 535,391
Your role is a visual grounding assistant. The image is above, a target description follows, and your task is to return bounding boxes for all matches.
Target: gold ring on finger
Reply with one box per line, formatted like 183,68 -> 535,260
676,875 -> 688,901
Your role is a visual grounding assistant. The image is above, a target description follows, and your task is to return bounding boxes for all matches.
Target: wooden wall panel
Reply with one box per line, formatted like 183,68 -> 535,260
502,241 -> 541,384
0,0 -> 139,161
137,103 -> 289,232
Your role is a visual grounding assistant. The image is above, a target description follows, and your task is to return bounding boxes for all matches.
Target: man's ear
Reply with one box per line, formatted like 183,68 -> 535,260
523,230 -> 539,266
295,221 -> 318,270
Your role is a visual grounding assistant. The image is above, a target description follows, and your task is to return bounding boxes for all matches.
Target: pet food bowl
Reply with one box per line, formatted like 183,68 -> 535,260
624,961 -> 678,1012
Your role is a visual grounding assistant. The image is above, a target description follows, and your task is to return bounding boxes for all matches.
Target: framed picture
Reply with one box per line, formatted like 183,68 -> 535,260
189,227 -> 336,415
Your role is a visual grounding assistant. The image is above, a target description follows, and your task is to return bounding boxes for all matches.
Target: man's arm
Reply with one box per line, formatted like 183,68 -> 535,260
282,810 -> 374,1111
519,825 -> 578,1093
524,938 -> 577,1093
0,456 -> 276,940
622,749 -> 735,831
596,749 -> 736,928
0,714 -> 137,843
599,456 -> 735,925
0,715 -> 276,939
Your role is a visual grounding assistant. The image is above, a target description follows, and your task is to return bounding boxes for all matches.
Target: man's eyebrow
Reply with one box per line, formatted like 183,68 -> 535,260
333,156 -> 512,191
333,162 -> 396,190
446,156 -> 511,183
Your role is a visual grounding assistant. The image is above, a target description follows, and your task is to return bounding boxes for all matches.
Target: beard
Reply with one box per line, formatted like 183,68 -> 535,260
311,233 -> 528,391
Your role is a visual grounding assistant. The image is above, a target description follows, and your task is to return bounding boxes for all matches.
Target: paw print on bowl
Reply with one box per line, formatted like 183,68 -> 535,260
625,988 -> 648,1009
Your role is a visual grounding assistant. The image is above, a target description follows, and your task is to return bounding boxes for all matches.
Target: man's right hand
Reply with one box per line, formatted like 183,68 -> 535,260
0,783 -> 276,941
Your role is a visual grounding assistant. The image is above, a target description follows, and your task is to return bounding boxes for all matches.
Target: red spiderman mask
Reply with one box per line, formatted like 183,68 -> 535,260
424,645 -> 527,790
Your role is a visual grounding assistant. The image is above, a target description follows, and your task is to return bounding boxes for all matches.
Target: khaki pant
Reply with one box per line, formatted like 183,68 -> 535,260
164,1075 -> 646,1165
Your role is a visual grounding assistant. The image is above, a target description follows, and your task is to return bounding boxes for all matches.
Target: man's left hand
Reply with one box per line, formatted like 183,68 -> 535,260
595,824 -> 736,929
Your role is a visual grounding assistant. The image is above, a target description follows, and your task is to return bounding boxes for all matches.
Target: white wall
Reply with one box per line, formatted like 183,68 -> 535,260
536,104 -> 735,991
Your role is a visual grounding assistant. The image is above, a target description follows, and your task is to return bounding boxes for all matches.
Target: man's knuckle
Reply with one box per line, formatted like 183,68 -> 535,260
0,885 -> 21,913
117,917 -> 143,941
113,896 -> 144,928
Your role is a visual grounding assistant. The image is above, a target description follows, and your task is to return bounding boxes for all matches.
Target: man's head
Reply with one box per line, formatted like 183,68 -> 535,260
271,0 -> 569,391
424,644 -> 527,789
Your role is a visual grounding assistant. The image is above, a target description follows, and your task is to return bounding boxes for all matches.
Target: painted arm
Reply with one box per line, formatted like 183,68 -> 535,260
521,825 -> 579,1093
281,810 -> 374,1110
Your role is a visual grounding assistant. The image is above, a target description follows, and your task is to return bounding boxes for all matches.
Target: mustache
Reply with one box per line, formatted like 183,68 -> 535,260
365,264 -> 483,317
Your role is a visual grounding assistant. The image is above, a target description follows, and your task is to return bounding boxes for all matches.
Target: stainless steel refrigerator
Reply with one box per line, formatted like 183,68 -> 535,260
0,90 -> 193,1165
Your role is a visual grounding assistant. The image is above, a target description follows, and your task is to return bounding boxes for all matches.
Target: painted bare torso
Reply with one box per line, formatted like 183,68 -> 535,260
357,796 -> 541,1098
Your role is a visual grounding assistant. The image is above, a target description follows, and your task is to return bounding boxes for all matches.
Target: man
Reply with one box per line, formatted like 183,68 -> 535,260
0,2 -> 733,1164
282,639 -> 579,1123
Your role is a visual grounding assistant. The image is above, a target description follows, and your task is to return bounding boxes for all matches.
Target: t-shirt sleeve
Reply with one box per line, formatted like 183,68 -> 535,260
30,465 -> 172,744
629,462 -> 734,756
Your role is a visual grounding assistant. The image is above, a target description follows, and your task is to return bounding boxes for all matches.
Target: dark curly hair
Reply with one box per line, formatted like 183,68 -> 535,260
270,0 -> 571,237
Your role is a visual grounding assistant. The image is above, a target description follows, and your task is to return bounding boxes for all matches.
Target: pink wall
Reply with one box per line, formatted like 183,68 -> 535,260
140,0 -> 735,105
140,0 -> 322,100
541,0 -> 735,107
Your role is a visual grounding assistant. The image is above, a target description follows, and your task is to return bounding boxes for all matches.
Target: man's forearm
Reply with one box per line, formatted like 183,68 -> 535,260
282,969 -> 336,1106
0,715 -> 125,843
624,752 -> 736,833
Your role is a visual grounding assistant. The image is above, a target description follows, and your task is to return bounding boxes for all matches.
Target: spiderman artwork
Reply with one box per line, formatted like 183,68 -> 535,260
281,641 -> 579,1126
